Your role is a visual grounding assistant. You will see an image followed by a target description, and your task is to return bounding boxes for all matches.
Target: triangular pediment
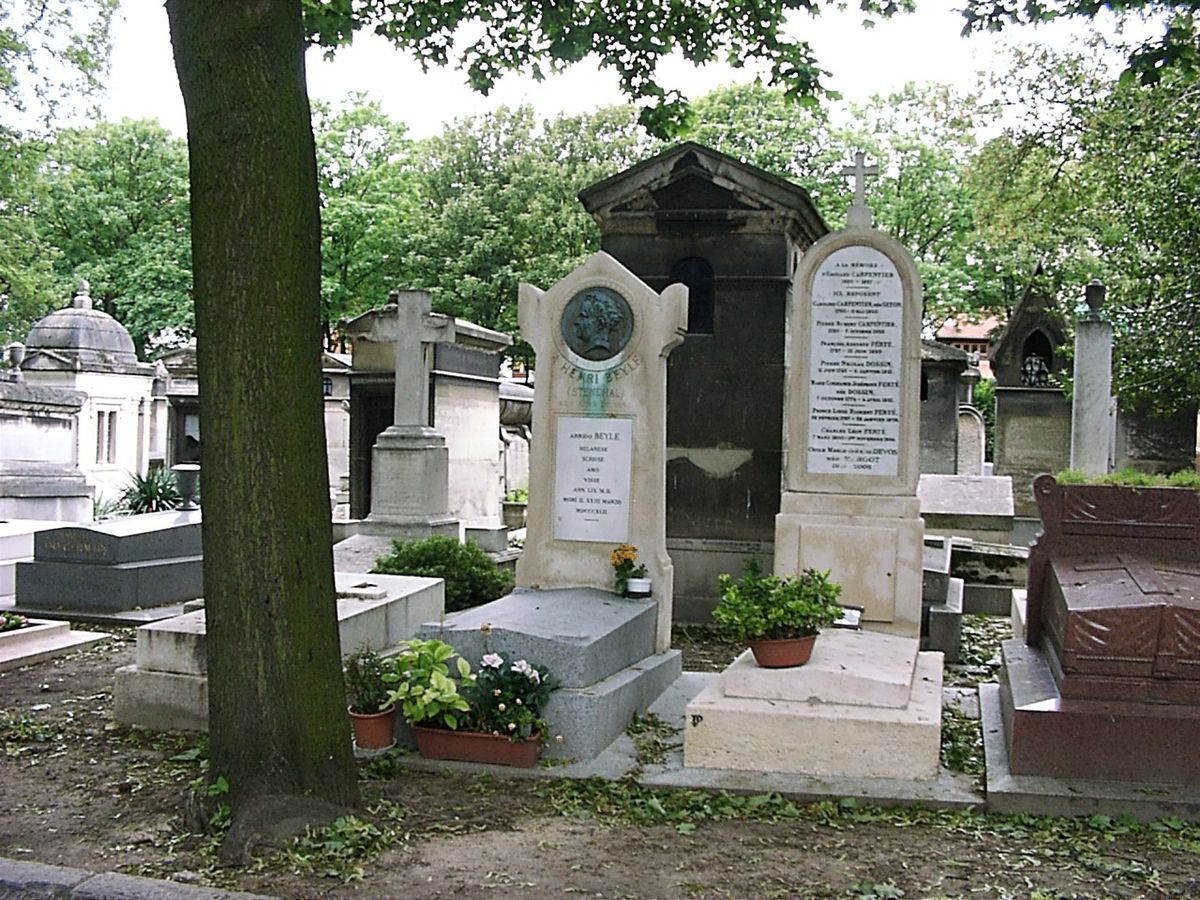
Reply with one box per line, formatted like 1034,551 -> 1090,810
580,142 -> 826,241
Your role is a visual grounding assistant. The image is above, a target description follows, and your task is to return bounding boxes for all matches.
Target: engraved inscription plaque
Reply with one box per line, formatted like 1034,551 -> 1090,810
553,415 -> 633,542
807,245 -> 903,476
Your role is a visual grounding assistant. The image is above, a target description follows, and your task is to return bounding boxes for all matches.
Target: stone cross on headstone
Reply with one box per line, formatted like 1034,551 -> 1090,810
775,151 -> 925,637
385,291 -> 455,432
340,290 -> 459,538
841,151 -> 879,227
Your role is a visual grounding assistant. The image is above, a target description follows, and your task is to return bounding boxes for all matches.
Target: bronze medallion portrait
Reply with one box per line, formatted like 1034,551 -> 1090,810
560,286 -> 634,361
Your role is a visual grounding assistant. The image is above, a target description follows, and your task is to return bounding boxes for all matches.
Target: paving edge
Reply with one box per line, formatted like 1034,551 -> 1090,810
0,858 -> 270,900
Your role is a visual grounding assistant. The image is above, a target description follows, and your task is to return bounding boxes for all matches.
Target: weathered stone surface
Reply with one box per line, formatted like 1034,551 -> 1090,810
685,644 -> 943,779
417,588 -> 656,690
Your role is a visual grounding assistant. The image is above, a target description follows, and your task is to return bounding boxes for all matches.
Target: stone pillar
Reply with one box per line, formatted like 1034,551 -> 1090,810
1070,280 -> 1113,477
515,252 -> 687,652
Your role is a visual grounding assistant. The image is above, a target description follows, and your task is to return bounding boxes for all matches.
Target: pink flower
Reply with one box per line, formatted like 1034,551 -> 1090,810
481,653 -> 504,669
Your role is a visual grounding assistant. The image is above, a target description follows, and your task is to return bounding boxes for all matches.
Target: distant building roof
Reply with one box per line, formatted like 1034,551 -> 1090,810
23,281 -> 153,376
935,315 -> 1004,342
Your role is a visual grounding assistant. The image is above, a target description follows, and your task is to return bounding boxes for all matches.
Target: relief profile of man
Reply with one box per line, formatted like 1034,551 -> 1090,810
560,287 -> 633,361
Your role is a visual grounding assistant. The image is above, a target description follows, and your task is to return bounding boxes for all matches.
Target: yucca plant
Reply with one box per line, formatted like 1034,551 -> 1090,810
121,467 -> 181,514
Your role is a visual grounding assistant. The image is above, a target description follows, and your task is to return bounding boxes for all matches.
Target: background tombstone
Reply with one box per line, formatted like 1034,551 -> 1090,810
0,381 -> 93,522
578,143 -> 828,621
957,405 -> 987,476
1070,280 -> 1114,475
774,153 -> 925,637
918,340 -> 970,474
342,291 -> 460,539
515,252 -> 687,651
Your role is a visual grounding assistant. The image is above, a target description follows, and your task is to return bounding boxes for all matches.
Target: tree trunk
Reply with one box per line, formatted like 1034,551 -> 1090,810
165,0 -> 359,816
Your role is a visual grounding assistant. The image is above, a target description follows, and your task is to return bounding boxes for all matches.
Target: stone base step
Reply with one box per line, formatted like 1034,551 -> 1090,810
0,619 -> 112,672
419,588 -> 656,688
543,649 -> 682,761
685,630 -> 943,780
982,682 -> 1200,821
15,555 -> 204,613
1000,638 -> 1200,784
923,577 -> 964,663
112,572 -> 445,731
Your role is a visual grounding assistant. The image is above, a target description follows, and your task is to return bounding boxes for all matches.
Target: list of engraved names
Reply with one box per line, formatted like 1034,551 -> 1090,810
553,415 -> 633,542
807,245 -> 903,476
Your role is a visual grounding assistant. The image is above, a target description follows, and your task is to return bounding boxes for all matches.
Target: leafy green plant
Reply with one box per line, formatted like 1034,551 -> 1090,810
1055,467 -> 1200,488
92,493 -> 126,521
371,536 -> 512,612
120,467 -> 181,513
627,712 -> 680,767
384,638 -> 474,729
712,558 -> 843,642
504,486 -> 528,502
384,638 -> 559,743
0,611 -> 28,632
940,707 -> 985,779
343,648 -> 394,715
279,810 -> 400,882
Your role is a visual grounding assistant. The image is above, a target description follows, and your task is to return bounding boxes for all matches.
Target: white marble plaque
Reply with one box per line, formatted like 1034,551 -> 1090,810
807,245 -> 903,476
553,415 -> 633,542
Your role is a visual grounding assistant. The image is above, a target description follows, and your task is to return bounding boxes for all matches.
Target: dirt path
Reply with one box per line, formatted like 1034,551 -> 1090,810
2,631 -> 1198,898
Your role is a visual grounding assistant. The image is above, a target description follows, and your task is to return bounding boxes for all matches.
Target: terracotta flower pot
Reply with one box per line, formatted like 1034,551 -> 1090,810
348,705 -> 397,750
748,634 -> 818,668
412,725 -> 542,768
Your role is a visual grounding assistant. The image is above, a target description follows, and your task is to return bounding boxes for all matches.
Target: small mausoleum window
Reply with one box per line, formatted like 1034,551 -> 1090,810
668,257 -> 715,335
322,376 -> 333,397
1020,330 -> 1053,387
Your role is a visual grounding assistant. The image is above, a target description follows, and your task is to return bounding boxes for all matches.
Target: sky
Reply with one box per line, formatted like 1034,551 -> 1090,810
98,3 -> 1150,140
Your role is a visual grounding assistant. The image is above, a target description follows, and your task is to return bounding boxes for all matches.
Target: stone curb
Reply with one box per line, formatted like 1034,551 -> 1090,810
0,858 -> 271,900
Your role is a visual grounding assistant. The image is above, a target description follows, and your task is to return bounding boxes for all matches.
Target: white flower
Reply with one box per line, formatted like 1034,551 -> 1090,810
511,659 -> 533,677
515,699 -> 523,706
508,722 -> 516,731
498,703 -> 507,712
481,653 -> 504,669
493,688 -> 502,697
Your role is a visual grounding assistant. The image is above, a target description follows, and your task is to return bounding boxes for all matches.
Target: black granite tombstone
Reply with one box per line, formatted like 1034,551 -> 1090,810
579,143 -> 828,618
15,510 -> 203,618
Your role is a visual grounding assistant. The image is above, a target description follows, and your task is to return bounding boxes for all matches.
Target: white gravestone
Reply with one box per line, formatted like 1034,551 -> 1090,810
775,155 -> 925,636
344,291 -> 459,538
516,252 -> 686,652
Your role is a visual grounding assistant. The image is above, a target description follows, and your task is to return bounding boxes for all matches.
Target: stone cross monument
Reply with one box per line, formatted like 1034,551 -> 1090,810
344,290 -> 459,538
515,252 -> 687,651
774,152 -> 925,637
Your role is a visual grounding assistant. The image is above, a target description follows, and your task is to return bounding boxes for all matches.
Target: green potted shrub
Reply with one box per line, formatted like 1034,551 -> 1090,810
371,536 -> 513,613
385,637 -> 559,767
502,486 -> 528,530
343,647 -> 397,750
712,559 -> 844,668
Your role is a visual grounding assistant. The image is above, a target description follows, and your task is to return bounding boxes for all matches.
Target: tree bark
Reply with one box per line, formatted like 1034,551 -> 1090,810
165,0 -> 359,815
